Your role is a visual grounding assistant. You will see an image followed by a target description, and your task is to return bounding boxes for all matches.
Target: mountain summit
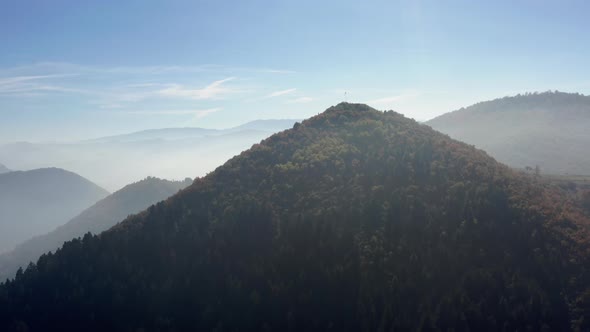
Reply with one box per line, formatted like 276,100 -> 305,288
1,103 -> 589,331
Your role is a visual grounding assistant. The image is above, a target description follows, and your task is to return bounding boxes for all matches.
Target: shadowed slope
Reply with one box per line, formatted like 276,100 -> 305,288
0,168 -> 108,253
1,103 -> 589,331
0,177 -> 192,281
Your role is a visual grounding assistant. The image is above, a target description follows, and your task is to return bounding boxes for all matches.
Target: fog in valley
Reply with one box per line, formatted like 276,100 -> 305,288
0,120 -> 297,191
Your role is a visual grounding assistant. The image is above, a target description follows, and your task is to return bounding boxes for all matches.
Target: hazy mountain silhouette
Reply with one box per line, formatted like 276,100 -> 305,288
0,163 -> 9,174
0,177 -> 192,281
87,120 -> 298,144
427,91 -> 590,175
230,119 -> 302,132
0,119 -> 298,191
0,168 -> 108,253
1,104 -> 589,331
85,128 -> 221,144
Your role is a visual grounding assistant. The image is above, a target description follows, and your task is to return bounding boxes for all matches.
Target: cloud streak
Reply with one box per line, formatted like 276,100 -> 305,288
0,74 -> 72,86
0,62 -> 295,77
266,88 -> 297,98
287,96 -> 314,104
121,108 -> 221,117
157,77 -> 237,100
367,90 -> 421,107
0,74 -> 81,95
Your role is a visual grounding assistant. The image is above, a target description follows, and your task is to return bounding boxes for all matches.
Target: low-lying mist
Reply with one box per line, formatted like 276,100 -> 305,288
0,121 -> 297,191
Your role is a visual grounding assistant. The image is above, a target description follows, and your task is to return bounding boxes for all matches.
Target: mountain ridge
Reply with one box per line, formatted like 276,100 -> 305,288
0,176 -> 192,281
427,91 -> 590,174
0,168 -> 109,253
1,103 -> 589,331
83,119 -> 300,144
0,119 -> 300,191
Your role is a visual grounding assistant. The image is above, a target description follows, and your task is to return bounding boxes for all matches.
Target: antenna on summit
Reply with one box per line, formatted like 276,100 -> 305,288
344,91 -> 348,102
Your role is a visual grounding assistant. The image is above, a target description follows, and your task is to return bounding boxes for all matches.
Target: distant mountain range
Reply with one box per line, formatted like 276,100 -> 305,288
0,176 -> 192,281
229,119 -> 300,132
87,119 -> 299,144
2,103 -> 588,330
427,91 -> 590,175
0,119 -> 299,191
84,119 -> 297,143
0,168 -> 108,253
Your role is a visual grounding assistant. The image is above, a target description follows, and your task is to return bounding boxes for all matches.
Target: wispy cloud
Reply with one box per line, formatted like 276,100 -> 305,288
158,77 -> 237,100
122,108 -> 221,117
191,108 -> 221,119
0,74 -> 81,95
259,69 -> 296,74
367,90 -> 421,107
97,103 -> 125,109
287,96 -> 314,104
122,83 -> 166,88
0,62 -> 296,121
243,88 -> 297,103
0,63 -> 291,102
265,88 -> 297,98
0,62 -> 294,77
0,74 -> 72,86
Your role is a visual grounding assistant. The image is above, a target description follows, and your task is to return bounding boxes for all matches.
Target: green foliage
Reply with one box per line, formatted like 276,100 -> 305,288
0,103 -> 589,331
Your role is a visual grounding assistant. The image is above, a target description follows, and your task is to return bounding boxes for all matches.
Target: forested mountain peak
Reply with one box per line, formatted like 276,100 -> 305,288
1,103 -> 590,331
321,102 -> 383,117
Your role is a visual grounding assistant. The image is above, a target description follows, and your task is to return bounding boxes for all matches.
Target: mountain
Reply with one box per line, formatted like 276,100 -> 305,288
87,120 -> 298,144
0,163 -> 9,174
1,103 -> 589,331
230,119 -> 301,132
90,120 -> 299,143
0,168 -> 108,253
0,177 -> 192,281
0,119 -> 298,191
427,91 -> 590,175
86,128 -> 221,144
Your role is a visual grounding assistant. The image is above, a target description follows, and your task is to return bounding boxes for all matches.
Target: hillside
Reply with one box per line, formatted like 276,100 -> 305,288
1,103 -> 590,331
427,91 -> 590,175
0,177 -> 192,281
0,168 -> 108,253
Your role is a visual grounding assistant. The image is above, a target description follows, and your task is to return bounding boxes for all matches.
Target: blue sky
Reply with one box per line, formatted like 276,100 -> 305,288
1,0 -> 589,142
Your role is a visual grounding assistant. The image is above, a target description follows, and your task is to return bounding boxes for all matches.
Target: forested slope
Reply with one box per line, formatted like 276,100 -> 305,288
1,103 -> 589,331
0,177 -> 192,281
